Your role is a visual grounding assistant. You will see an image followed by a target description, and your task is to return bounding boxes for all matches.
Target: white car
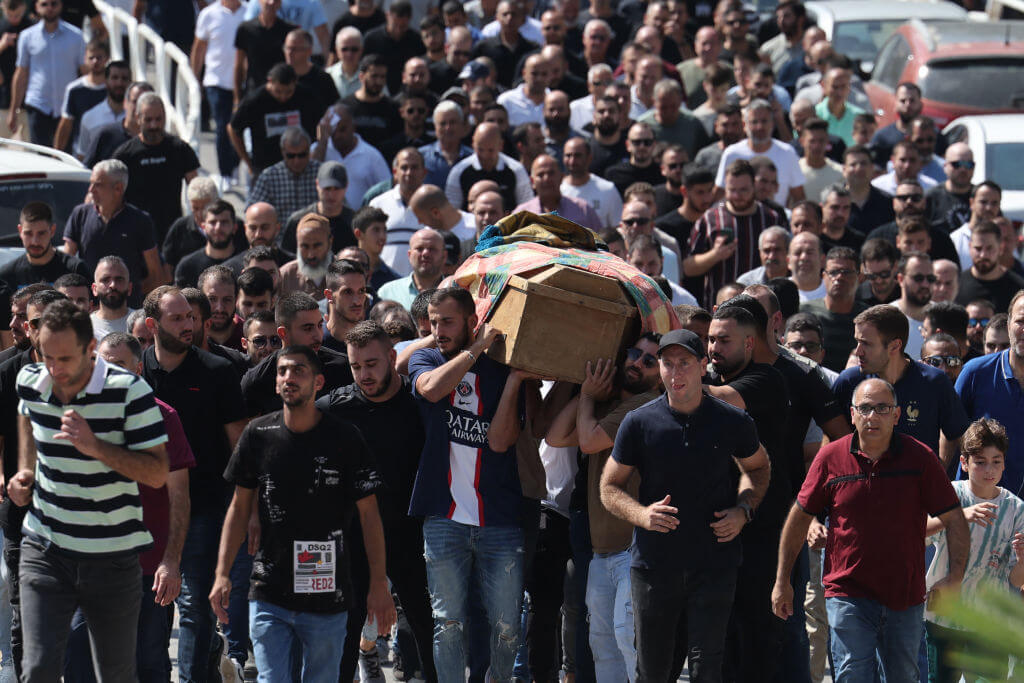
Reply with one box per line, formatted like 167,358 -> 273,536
943,114 -> 1024,224
804,0 -> 969,73
0,139 -> 92,269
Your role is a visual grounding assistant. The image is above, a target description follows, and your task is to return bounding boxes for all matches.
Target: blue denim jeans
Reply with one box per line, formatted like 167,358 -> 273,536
205,86 -> 238,177
586,551 -> 635,683
249,600 -> 348,683
423,517 -> 524,683
176,510 -> 225,683
826,597 -> 925,683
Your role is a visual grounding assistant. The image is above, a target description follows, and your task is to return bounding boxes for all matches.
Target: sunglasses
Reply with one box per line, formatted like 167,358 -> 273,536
950,160 -> 975,170
285,151 -> 309,159
626,346 -> 658,368
622,217 -> 651,226
785,340 -> 821,353
726,17 -> 747,25
825,268 -> 857,278
629,138 -> 655,146
665,162 -> 685,170
894,193 -> 924,202
922,355 -> 962,369
969,317 -> 990,327
862,270 -> 892,281
250,335 -> 284,350
908,273 -> 937,284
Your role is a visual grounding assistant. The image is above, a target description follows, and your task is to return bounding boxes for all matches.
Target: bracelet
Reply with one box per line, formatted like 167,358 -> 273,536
463,348 -> 477,362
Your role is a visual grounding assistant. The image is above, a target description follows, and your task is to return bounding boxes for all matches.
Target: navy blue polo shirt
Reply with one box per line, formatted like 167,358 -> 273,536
956,350 -> 1024,495
611,392 -> 760,571
832,357 -> 969,459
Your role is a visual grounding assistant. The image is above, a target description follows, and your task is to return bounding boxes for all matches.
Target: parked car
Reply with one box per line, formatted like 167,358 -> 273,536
0,139 -> 91,268
943,114 -> 1024,224
804,0 -> 968,75
865,19 -> 1024,128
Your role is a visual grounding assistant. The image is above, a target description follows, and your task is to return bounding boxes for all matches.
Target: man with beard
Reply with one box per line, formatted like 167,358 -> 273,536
652,145 -> 686,217
560,137 -> 622,230
865,179 -> 960,266
225,203 -> 295,275
249,126 -> 321,226
926,143 -> 975,234
587,95 -> 627,177
0,287 -> 65,679
819,185 -> 865,254
175,201 -> 243,289
0,201 -> 90,291
656,164 -> 715,253
139,285 -> 248,683
515,155 -> 602,231
211,345 -> 393,682
380,92 -> 435,164
737,226 -> 790,287
378,228 -> 446,311
90,256 -> 134,340
198,265 -> 244,351
0,284 -> 50,365
280,214 -> 333,299
893,251 -> 934,359
408,286 -> 532,683
606,122 -> 664,196
316,321 -> 436,683
800,246 -> 868,372
694,104 -> 742,175
540,90 -> 579,165
82,80 -> 154,169
181,286 -> 249,378
283,162 -> 356,254
950,181 -> 1002,269
75,59 -> 131,160
685,159 -> 783,307
716,100 -> 805,207
871,140 -> 938,196
703,303 -> 791,683
638,80 -> 710,160
545,335 -> 663,682
235,267 -> 274,321
832,304 -> 969,467
342,54 -> 400,150
956,221 -> 1024,314
240,291 -> 353,417
241,310 -> 281,366
113,93 -> 200,243
869,82 -> 932,167
322,260 -> 367,353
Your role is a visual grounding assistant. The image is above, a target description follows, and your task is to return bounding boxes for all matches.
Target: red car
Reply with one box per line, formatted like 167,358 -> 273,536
865,19 -> 1024,128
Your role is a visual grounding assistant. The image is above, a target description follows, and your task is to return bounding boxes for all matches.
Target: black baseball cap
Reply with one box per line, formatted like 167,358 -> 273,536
657,329 -> 706,359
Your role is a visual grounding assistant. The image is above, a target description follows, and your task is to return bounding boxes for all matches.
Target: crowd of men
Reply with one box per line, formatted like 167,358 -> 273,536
0,0 -> 1022,680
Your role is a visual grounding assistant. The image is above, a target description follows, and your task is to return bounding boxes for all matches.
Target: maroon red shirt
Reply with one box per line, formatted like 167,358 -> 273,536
797,432 -> 959,611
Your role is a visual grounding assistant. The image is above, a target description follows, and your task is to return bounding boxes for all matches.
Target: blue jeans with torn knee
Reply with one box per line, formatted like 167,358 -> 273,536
423,517 -> 524,683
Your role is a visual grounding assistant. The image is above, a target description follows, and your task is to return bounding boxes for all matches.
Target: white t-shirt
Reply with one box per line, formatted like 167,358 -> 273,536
196,1 -> 248,90
560,174 -> 623,230
951,223 -> 973,270
799,157 -> 844,204
715,139 -> 805,206
795,278 -> 827,303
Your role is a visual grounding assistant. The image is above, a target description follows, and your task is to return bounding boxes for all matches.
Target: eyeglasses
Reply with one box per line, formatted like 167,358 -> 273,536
969,317 -> 990,327
785,340 -> 821,353
825,268 -> 857,278
862,270 -> 892,281
950,160 -> 975,170
626,346 -> 658,368
622,217 -> 651,226
285,151 -> 309,159
909,273 -> 937,284
249,335 -> 284,350
922,355 -> 962,369
629,138 -> 655,146
853,403 -> 896,416
894,193 -> 924,202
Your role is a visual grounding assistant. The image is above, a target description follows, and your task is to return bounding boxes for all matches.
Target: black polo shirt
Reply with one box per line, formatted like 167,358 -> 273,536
471,36 -> 538,89
956,269 -> 1024,314
0,349 -> 32,538
611,392 -> 760,571
234,16 -> 297,94
162,215 -> 250,268
63,202 -> 158,308
142,346 -> 246,513
241,346 -> 353,417
848,187 -> 895,236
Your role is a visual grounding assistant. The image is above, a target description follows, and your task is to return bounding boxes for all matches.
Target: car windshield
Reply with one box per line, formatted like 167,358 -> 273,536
0,179 -> 90,247
988,142 -> 1024,191
919,59 -> 1024,109
833,20 -> 914,63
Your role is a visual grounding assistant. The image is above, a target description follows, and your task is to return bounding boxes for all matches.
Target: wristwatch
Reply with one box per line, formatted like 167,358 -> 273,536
737,500 -> 754,523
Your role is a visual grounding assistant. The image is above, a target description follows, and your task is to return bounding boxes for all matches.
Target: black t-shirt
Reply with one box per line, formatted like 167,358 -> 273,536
174,249 -> 236,288
343,95 -> 401,150
83,120 -> 131,168
224,245 -> 295,276
588,136 -> 627,176
866,221 -> 961,268
926,185 -> 971,234
654,185 -> 683,218
428,60 -> 459,96
234,17 -> 297,95
230,85 -> 323,174
162,215 -> 249,268
241,347 -> 353,417
855,279 -> 899,307
298,66 -> 340,113
0,15 -> 34,106
0,250 -> 90,290
315,376 -> 425,532
142,346 -> 246,512
800,298 -> 869,373
471,36 -> 538,89
225,410 -> 383,613
0,349 -> 32,536
849,187 -> 895,236
611,393 -> 760,571
655,210 -> 695,247
955,269 -> 1024,314
113,136 -> 201,243
331,9 -> 385,46
283,203 -> 356,253
605,160 -> 664,195
820,227 -> 866,255
362,26 -> 426,94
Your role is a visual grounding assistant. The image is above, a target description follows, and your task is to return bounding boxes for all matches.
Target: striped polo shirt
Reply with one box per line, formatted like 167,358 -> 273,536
16,357 -> 168,556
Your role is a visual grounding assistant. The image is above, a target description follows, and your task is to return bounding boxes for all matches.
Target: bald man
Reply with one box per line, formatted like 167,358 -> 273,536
515,154 -> 602,231
445,122 -> 533,211
410,184 -> 477,242
377,228 -> 446,310
498,53 -> 551,127
225,203 -> 294,275
926,142 -> 975,233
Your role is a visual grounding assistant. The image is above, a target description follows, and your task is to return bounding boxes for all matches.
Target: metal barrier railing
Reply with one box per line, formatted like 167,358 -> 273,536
92,0 -> 201,153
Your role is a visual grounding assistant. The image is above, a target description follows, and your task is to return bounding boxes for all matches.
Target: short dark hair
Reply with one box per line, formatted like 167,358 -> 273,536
345,320 -> 393,350
854,304 -> 909,351
39,299 -> 92,349
683,163 -> 714,188
429,287 -> 475,318
411,289 -> 436,322
792,200 -> 822,223
243,310 -> 277,337
275,292 -> 320,328
267,63 -> 298,85
352,206 -> 388,235
825,246 -> 859,268
420,13 -> 444,31
861,238 -> 900,265
99,331 -> 142,362
359,53 -> 389,73
54,273 -> 90,290
237,267 -> 275,297
785,311 -> 824,339
27,288 -> 68,313
105,59 -> 130,79
923,301 -> 969,344
803,117 -> 828,134
325,259 -> 367,292
198,264 -> 237,295
962,418 -> 1009,460
843,144 -> 872,163
181,287 -> 211,322
972,180 -> 1002,198
600,228 -> 624,248
388,0 -> 412,16
278,345 -> 323,375
985,313 -> 1007,339
718,294 -> 767,338
767,277 -> 799,319
204,199 -> 236,222
711,301 -> 758,334
12,283 -> 52,306
675,304 -> 711,325
972,220 -> 1001,241
243,245 -> 283,267
20,200 -> 52,224
725,159 -> 755,182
